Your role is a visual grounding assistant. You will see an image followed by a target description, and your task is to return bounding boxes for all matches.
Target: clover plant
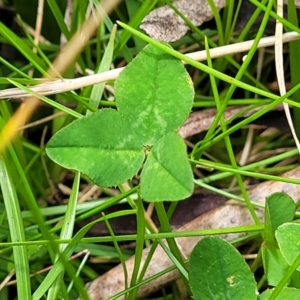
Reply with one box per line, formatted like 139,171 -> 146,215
46,44 -> 194,202
189,192 -> 300,300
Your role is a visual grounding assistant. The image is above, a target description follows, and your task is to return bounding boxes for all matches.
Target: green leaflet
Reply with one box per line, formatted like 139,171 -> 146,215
46,109 -> 145,187
115,43 -> 194,146
140,132 -> 193,201
46,44 -> 194,202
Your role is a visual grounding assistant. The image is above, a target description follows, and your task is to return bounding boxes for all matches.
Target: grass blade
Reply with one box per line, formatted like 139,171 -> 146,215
0,156 -> 31,299
87,24 -> 117,114
46,172 -> 80,299
0,22 -> 47,75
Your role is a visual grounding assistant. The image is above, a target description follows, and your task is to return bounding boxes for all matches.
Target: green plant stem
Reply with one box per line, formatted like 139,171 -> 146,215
0,223 -> 265,247
154,202 -> 190,291
128,196 -> 146,300
103,213 -> 129,298
116,0 -> 158,53
46,172 -> 81,300
196,0 -> 273,160
192,158 -> 300,185
196,81 -> 300,153
0,233 -> 254,259
250,0 -> 300,35
88,24 -> 116,115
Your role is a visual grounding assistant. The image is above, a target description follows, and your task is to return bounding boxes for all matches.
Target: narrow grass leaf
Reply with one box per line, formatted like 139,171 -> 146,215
46,172 -> 80,299
0,156 -> 31,299
16,15 -> 56,72
117,0 -> 158,52
47,0 -> 72,40
206,0 -> 224,45
125,0 -> 147,51
154,202 -> 189,284
250,0 -> 300,35
0,56 -> 33,80
205,32 -> 259,225
6,143 -> 67,264
33,210 -> 136,300
103,213 -> 129,293
88,25 -> 117,115
128,197 -> 146,299
0,22 -> 47,75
